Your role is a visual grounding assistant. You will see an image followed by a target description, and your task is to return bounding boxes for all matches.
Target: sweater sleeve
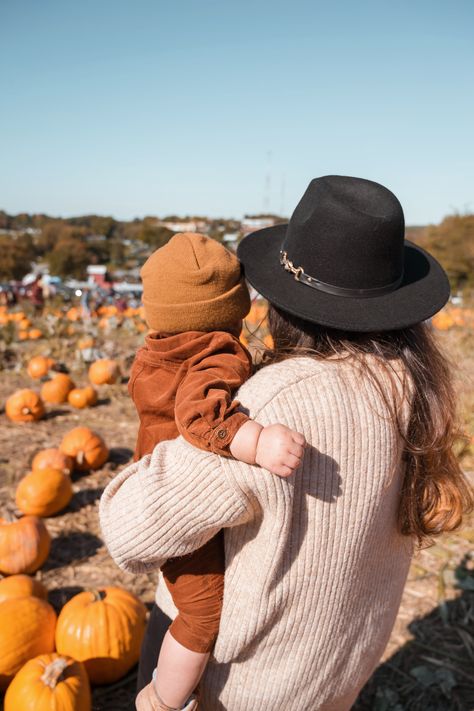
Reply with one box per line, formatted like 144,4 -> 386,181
174,334 -> 252,456
99,436 -> 255,574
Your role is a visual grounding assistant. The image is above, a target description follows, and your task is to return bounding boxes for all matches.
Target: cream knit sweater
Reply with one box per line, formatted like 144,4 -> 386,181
100,356 -> 414,711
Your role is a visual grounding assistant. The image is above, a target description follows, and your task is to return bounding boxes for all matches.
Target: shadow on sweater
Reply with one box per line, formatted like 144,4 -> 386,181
353,557 -> 474,711
137,447 -> 342,707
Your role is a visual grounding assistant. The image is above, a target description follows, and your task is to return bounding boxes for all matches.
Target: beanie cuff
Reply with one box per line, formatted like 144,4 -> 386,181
143,278 -> 251,333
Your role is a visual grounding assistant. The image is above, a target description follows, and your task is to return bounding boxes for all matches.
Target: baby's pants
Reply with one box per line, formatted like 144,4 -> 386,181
161,530 -> 225,653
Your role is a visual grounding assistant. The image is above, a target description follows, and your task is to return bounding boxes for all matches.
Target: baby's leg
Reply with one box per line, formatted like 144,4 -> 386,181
155,532 -> 225,708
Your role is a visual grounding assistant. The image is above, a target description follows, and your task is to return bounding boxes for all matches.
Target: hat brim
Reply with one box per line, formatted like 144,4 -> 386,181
237,224 -> 450,332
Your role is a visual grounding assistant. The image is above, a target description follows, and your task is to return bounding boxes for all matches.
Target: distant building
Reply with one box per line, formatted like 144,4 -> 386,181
155,219 -> 210,234
87,265 -> 110,288
240,217 -> 279,236
222,233 -> 239,251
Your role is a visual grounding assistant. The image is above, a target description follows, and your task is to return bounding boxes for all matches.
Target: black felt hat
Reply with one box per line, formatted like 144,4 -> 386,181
237,176 -> 450,332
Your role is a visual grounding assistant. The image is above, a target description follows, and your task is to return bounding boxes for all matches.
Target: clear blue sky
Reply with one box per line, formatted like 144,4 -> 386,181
1,0 -> 473,224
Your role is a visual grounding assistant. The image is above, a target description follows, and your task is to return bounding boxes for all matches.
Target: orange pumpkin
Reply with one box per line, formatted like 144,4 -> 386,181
41,374 -> 76,404
28,328 -> 43,340
16,468 -> 73,517
18,330 -> 29,341
67,386 -> 97,409
83,385 -> 98,406
55,587 -> 147,684
0,575 -> 47,604
0,596 -> 57,690
4,653 -> 91,711
66,307 -> 80,321
19,317 -> 32,329
60,427 -> 108,471
0,514 -> 51,575
78,337 -> 94,350
5,389 -> 45,422
88,359 -> 120,385
32,448 -> 74,475
27,356 -> 55,379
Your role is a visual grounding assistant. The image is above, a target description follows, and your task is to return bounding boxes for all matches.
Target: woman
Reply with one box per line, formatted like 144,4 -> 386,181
100,176 -> 472,711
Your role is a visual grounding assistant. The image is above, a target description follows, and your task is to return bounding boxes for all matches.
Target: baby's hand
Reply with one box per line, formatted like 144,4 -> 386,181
255,424 -> 306,478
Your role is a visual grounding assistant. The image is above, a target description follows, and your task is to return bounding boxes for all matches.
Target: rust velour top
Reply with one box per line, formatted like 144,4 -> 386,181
129,330 -> 253,460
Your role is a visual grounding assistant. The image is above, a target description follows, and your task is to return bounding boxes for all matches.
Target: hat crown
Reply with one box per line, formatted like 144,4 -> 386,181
141,232 -> 240,290
283,176 -> 405,290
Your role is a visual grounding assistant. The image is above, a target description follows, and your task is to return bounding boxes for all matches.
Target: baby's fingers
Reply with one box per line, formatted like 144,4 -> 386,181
282,452 -> 303,471
289,442 -> 305,460
291,431 -> 306,446
271,464 -> 294,478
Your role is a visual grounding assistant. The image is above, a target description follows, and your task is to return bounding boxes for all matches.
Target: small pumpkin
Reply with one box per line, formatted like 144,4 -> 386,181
0,574 -> 47,604
5,389 -> 45,422
41,374 -> 76,404
67,386 -> 98,409
55,587 -> 147,684
16,468 -> 73,517
0,596 -> 57,690
28,328 -> 43,340
27,356 -> 55,379
78,337 -> 94,350
18,330 -> 29,341
32,448 -> 74,475
88,359 -> 120,385
0,514 -> 51,575
4,653 -> 91,711
83,385 -> 98,406
60,427 -> 108,471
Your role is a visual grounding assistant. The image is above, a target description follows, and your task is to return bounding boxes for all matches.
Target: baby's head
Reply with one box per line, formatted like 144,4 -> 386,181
140,232 -> 251,334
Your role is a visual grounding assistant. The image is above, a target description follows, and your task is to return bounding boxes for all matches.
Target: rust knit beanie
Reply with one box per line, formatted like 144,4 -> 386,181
140,233 -> 251,332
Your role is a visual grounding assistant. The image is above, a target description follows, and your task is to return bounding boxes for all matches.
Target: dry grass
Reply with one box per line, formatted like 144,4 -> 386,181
0,309 -> 473,710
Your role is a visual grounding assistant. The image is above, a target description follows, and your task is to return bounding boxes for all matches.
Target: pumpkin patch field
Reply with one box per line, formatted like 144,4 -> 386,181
0,298 -> 473,710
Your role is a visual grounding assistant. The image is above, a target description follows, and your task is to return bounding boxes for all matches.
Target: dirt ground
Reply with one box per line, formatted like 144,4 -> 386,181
0,312 -> 473,711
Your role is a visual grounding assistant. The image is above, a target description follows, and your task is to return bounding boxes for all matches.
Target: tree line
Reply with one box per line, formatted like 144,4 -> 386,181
0,210 -> 472,291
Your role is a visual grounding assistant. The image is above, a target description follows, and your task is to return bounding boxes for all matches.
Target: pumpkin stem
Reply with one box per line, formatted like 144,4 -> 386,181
76,451 -> 85,466
91,588 -> 107,601
41,657 -> 69,688
21,407 -> 31,415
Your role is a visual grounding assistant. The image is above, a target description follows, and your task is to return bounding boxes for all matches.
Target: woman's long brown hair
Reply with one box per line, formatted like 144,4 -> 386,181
266,304 -> 473,543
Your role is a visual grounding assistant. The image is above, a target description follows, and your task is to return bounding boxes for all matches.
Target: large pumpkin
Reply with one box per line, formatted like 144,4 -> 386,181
41,374 -> 76,404
55,587 -> 147,684
4,654 -> 92,711
0,514 -> 51,575
0,574 -> 47,604
60,427 -> 108,471
0,596 -> 57,690
4,653 -> 91,711
88,359 -> 120,385
32,448 -> 74,476
16,468 -> 73,517
5,389 -> 45,422
27,356 -> 55,380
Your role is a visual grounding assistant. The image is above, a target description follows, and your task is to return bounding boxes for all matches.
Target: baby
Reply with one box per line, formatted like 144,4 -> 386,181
132,233 -> 305,710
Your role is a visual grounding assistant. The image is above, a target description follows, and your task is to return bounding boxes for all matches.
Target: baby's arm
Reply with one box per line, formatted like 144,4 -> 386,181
230,421 -> 306,478
175,332 -> 305,475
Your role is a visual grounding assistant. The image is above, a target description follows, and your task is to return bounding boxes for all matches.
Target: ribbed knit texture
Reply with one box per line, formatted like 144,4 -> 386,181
100,356 -> 414,711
